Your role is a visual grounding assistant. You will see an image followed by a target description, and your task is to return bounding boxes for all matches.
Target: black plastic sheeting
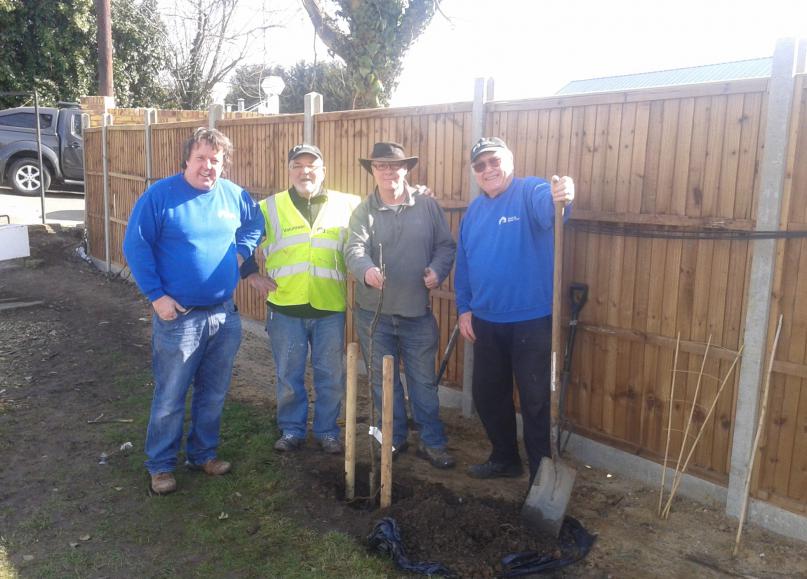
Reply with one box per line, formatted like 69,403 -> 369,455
499,517 -> 597,577
367,515 -> 596,577
368,517 -> 456,577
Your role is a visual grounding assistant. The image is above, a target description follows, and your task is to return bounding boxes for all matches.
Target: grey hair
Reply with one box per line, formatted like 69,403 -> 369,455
181,127 -> 233,170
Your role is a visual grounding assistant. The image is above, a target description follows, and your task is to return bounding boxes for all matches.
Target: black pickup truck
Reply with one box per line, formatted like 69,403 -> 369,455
0,104 -> 84,195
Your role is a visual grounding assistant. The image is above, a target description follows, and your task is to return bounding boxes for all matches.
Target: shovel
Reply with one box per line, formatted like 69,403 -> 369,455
521,197 -> 577,538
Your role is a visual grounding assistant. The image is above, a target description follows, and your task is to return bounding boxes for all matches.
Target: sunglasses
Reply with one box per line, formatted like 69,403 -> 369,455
472,157 -> 503,173
371,162 -> 406,171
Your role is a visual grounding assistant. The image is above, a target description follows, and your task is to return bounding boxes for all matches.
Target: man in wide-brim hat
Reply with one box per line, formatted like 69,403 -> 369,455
346,141 -> 457,469
358,141 -> 419,174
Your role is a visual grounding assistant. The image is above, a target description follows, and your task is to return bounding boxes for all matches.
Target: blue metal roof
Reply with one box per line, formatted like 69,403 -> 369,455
556,57 -> 772,95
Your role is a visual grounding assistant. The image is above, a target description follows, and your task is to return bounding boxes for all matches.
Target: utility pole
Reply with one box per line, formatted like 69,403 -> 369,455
95,0 -> 114,96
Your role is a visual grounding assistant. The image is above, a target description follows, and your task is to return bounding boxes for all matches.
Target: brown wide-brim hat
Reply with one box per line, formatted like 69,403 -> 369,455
359,141 -> 418,173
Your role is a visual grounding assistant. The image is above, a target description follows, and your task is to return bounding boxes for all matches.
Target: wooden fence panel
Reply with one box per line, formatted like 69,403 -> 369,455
82,77 -> 807,514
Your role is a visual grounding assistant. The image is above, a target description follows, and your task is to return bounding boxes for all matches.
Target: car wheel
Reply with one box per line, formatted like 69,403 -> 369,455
9,158 -> 51,196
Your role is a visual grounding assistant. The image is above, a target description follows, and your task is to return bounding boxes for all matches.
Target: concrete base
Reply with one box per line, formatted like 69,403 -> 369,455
564,432 -> 807,543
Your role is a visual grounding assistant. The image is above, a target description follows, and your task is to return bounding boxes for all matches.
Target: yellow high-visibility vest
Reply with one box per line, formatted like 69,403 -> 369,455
258,189 -> 359,311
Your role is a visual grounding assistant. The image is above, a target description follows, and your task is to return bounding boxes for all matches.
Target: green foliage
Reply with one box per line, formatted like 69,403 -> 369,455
226,61 -> 354,113
0,0 -> 95,107
302,0 -> 440,108
0,0 -> 171,109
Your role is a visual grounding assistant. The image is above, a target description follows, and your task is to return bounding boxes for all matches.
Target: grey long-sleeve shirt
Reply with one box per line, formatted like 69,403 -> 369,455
345,188 -> 456,317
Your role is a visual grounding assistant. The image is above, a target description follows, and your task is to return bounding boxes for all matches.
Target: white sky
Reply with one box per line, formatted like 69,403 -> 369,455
238,0 -> 807,106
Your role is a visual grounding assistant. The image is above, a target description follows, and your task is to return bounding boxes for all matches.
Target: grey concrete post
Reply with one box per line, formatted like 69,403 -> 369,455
462,77 -> 493,418
101,113 -> 112,273
304,92 -> 323,145
143,109 -> 156,187
727,38 -> 799,518
80,113 -> 91,254
208,104 -> 224,129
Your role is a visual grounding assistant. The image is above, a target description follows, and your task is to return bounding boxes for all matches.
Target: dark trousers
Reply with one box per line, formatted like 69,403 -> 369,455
472,315 -> 552,480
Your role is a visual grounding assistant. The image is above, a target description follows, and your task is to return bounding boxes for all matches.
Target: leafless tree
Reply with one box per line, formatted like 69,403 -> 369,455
162,0 -> 279,109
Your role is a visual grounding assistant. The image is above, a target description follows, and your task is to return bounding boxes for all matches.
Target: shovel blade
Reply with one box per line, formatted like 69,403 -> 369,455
521,456 -> 577,537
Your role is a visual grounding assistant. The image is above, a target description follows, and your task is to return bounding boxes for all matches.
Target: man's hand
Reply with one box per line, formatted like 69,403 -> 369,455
423,267 -> 439,289
152,295 -> 186,321
551,175 -> 574,206
247,273 -> 278,295
458,311 -> 475,343
364,266 -> 385,290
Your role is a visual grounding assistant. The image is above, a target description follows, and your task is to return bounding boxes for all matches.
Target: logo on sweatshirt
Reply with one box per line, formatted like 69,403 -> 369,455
498,215 -> 520,225
217,209 -> 237,221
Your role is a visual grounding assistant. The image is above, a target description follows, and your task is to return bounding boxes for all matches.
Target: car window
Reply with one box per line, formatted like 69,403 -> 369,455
0,112 -> 54,129
71,113 -> 82,137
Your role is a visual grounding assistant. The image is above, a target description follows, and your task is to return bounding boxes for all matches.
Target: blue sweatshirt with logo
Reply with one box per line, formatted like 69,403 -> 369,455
123,173 -> 261,306
455,176 -> 570,323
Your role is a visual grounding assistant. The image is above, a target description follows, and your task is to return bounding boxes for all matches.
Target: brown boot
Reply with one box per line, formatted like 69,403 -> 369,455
150,472 -> 177,495
188,458 -> 231,476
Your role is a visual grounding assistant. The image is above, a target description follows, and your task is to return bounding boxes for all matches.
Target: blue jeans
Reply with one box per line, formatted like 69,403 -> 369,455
265,310 -> 345,440
356,308 -> 446,448
145,300 -> 241,475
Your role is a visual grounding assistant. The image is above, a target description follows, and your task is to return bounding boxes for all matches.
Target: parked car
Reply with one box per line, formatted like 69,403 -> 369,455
0,103 -> 84,195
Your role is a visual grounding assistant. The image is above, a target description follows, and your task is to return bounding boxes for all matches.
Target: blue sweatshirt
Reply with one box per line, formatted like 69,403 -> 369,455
455,176 -> 570,323
123,173 -> 261,306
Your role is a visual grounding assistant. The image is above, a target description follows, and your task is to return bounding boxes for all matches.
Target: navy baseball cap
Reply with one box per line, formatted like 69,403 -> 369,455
470,137 -> 508,161
288,143 -> 323,162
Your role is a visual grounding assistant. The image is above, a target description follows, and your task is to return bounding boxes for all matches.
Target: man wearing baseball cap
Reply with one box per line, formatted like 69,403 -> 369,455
454,136 -> 574,484
242,144 -> 360,454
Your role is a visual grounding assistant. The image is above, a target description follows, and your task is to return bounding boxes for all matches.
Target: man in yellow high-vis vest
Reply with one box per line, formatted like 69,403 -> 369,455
241,144 -> 360,454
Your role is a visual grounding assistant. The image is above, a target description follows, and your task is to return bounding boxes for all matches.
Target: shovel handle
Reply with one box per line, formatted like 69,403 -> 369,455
550,202 -> 564,459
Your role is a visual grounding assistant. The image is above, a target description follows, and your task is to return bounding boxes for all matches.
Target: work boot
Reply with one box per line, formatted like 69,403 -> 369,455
467,460 -> 523,479
150,472 -> 177,495
187,458 -> 231,476
274,434 -> 305,452
317,435 -> 343,454
416,441 -> 456,469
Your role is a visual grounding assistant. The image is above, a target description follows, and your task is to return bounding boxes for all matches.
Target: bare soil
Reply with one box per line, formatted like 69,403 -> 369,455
2,227 -> 806,577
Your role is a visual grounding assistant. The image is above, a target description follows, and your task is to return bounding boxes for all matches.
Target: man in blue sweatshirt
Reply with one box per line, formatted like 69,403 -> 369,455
455,137 -> 574,484
123,128 -> 261,495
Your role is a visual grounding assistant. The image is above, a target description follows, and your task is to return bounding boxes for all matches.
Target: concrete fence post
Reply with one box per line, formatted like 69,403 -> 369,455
80,113 -> 91,255
727,38 -> 799,519
462,77 -> 494,418
208,104 -> 223,129
304,92 -> 323,145
144,108 -> 157,187
101,113 -> 113,273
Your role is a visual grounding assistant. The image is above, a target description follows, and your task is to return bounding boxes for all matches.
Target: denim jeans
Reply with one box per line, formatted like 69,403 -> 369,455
356,308 -> 447,449
265,310 -> 345,440
145,299 -> 241,475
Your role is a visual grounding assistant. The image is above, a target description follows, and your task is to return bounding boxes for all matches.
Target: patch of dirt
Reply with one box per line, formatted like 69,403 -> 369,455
2,226 -> 807,578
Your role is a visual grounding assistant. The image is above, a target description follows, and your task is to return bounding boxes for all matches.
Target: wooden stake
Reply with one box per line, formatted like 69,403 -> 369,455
380,355 -> 394,509
344,342 -> 358,501
733,315 -> 783,556
664,334 -> 712,518
659,333 -> 681,517
662,344 -> 744,518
